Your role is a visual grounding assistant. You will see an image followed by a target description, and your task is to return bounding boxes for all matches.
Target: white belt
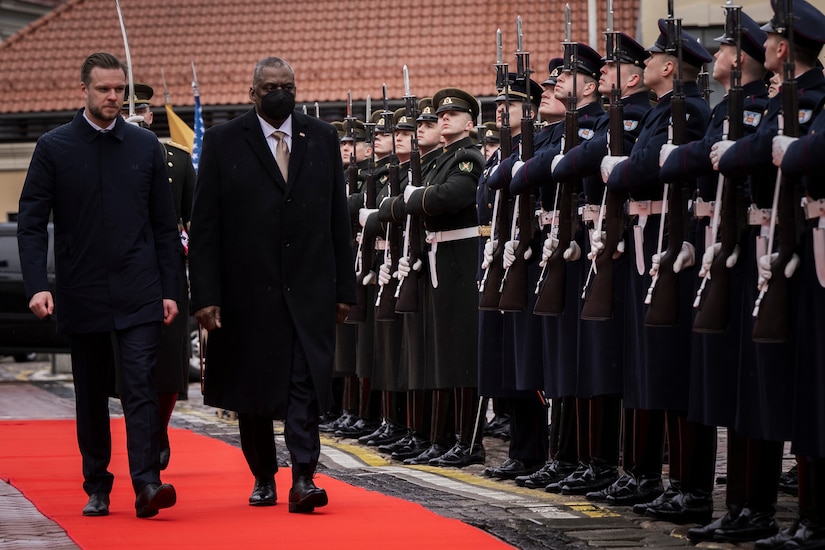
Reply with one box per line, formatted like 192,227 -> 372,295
627,200 -> 664,217
694,199 -> 715,219
803,198 -> 825,220
537,209 -> 559,229
747,207 -> 773,227
578,204 -> 600,223
425,227 -> 478,288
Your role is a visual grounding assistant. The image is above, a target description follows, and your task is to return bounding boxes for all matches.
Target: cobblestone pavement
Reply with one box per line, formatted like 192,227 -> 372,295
0,356 -> 799,550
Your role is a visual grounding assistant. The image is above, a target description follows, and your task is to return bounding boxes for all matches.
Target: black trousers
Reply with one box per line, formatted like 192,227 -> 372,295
70,322 -> 162,495
238,337 -> 321,481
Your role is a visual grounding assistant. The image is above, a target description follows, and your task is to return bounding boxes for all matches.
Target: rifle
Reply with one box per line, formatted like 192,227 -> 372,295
499,16 -> 536,312
693,1 -> 742,332
534,5 -> 578,316
478,28 -> 513,310
644,5 -> 689,327
345,95 -> 376,323
580,1 -> 624,321
376,84 -> 402,320
344,92 -> 359,195
395,66 -> 423,313
752,0 -> 798,343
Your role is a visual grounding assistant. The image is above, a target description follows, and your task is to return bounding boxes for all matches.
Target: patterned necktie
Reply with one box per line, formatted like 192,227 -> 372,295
271,130 -> 289,181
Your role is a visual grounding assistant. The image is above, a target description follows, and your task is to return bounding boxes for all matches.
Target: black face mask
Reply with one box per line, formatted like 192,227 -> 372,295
261,89 -> 295,120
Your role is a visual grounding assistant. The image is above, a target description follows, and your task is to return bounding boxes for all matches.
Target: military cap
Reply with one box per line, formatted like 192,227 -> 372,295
371,109 -> 390,133
122,83 -> 153,108
432,88 -> 480,121
761,0 -> 825,53
647,19 -> 713,68
340,119 -> 367,142
482,121 -> 500,144
567,43 -> 606,80
333,121 -> 345,139
715,11 -> 767,64
495,73 -> 543,107
417,98 -> 438,122
542,58 -> 565,86
393,108 -> 416,131
604,33 -> 650,67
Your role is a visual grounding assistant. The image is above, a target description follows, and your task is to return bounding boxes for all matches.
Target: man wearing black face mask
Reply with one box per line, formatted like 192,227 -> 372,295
189,57 -> 356,513
120,83 -> 196,472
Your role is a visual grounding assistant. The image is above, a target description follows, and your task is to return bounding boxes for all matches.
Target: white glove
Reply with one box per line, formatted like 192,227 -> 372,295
699,243 -> 741,277
726,244 -> 740,269
600,155 -> 628,184
710,139 -> 734,171
588,229 -> 605,260
550,154 -> 564,176
563,240 -> 581,262
404,184 -> 422,203
673,241 -> 696,273
539,235 -> 559,267
378,261 -> 392,286
757,252 -> 800,289
511,160 -> 525,178
503,240 -> 518,269
650,252 -> 662,278
613,239 -> 626,259
358,208 -> 378,227
659,143 -> 677,168
362,270 -> 376,286
772,135 -> 798,167
481,239 -> 497,270
397,256 -> 423,278
124,114 -> 144,126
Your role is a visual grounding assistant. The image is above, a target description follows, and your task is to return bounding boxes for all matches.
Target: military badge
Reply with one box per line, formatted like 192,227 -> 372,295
799,109 -> 813,125
743,110 -> 762,127
578,128 -> 595,140
623,120 -> 639,131
459,161 -> 473,172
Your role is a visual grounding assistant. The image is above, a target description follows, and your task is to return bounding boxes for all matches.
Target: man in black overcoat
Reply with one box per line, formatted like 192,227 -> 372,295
189,57 -> 356,513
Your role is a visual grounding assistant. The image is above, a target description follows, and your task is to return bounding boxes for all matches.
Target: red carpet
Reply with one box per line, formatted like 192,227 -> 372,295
0,419 -> 512,549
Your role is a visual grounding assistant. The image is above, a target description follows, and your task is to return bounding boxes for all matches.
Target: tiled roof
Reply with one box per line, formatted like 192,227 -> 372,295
0,0 -> 639,115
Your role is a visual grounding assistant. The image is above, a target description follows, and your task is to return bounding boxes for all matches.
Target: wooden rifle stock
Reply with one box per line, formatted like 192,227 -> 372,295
375,156 -> 402,320
395,148 -> 423,313
752,79 -> 799,343
644,85 -> 689,327
581,87 -> 625,320
534,108 -> 577,316
346,164 -> 377,323
498,116 -> 535,311
478,124 -> 513,309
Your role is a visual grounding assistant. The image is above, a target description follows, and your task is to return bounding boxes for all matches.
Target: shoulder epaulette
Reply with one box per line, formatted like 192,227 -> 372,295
165,140 -> 191,154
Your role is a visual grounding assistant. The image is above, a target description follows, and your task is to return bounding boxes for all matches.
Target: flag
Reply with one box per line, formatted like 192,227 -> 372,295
192,91 -> 204,172
165,103 -> 195,152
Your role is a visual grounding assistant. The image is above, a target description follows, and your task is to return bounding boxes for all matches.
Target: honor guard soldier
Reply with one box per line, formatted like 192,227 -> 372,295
600,21 -> 712,510
401,88 -> 483,466
657,9 -> 770,528
481,121 -> 500,160
551,33 -> 653,502
120,83 -> 196,472
713,0 -> 825,546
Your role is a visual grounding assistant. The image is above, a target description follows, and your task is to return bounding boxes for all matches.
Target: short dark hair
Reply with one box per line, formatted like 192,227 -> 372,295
252,57 -> 294,87
81,52 -> 126,85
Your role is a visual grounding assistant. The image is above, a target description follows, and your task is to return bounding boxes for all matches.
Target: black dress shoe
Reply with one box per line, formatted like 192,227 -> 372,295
429,443 -> 485,468
605,474 -> 664,506
645,491 -> 713,525
778,519 -> 825,549
483,414 -> 510,435
546,463 -> 587,493
754,520 -> 799,549
82,492 -> 110,516
368,423 -> 409,447
561,463 -> 618,495
632,483 -> 678,514
688,509 -> 741,542
391,436 -> 431,461
714,506 -> 779,542
486,458 -> 544,480
379,431 -> 413,454
289,474 -> 328,513
358,423 -> 388,444
403,443 -> 448,465
516,460 -> 577,489
779,464 -> 799,496
135,483 -> 176,518
248,477 -> 276,506
336,418 -> 381,438
586,472 -> 633,501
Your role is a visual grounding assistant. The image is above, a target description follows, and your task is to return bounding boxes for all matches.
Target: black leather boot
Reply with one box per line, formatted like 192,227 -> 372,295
289,463 -> 327,513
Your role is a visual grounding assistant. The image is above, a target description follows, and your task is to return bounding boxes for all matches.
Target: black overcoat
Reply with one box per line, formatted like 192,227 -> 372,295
189,108 -> 356,418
